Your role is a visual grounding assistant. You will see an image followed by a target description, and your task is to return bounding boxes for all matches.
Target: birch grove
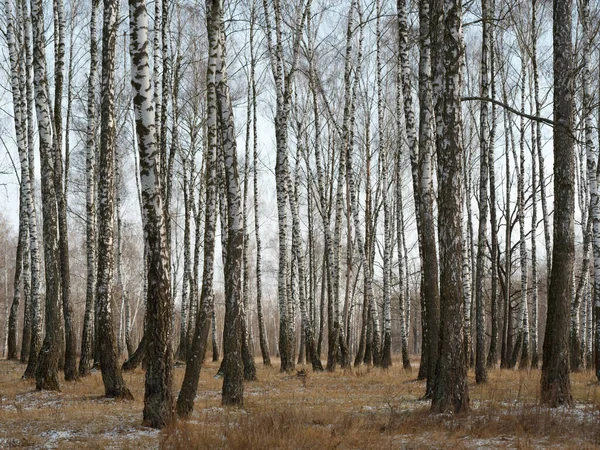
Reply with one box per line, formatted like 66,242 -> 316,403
1,0 -> 600,430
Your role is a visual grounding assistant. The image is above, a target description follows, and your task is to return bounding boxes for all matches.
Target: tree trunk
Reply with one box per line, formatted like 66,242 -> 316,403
474,0 -> 490,383
529,67 -> 539,370
252,0 -> 270,365
178,159 -> 191,361
51,0 -> 77,383
95,0 -> 133,401
79,0 -> 100,378
396,0 -> 416,373
261,0 -> 312,373
541,0 -> 574,408
500,70 -> 512,369
376,0 -> 392,370
241,15 -> 257,381
417,0 -> 440,393
31,0 -> 61,392
517,58 -> 529,370
209,0 -> 245,406
21,0 -> 41,372
486,0 -> 499,369
5,0 -> 28,362
431,0 -> 469,414
176,65 -> 219,418
129,0 -> 175,426
532,0 -> 551,284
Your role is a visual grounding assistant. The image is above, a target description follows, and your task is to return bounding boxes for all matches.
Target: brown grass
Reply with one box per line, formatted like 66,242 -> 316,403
1,357 -> 599,449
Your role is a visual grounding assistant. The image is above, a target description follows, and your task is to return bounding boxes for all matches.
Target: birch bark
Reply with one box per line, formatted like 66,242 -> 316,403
541,0 -> 574,407
129,0 -> 174,425
31,0 -> 62,391
431,0 -> 469,414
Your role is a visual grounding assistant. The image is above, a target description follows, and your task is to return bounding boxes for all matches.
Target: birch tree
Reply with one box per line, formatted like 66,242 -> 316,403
541,0 -> 574,407
95,0 -> 134,401
416,0 -> 440,391
31,0 -> 62,391
21,0 -> 41,371
250,0 -> 270,367
5,0 -> 29,363
376,0 -> 392,369
261,0 -> 312,373
176,70 -> 218,419
52,0 -> 78,383
580,0 -> 600,381
431,0 -> 469,414
474,0 -> 490,383
531,1 -> 552,283
205,0 -> 246,405
78,0 -> 100,377
129,0 -> 175,426
396,0 -> 412,371
486,0 -> 499,368
516,55 -> 529,370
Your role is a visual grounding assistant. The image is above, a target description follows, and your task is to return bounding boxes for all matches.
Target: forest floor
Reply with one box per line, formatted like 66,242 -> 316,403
0,356 -> 599,449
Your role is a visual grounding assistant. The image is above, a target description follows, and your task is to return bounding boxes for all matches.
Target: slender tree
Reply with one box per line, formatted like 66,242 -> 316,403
31,0 -> 62,391
79,0 -> 100,378
129,0 -> 175,426
261,0 -> 312,373
250,0 -> 270,367
207,0 -> 245,405
517,56 -> 529,370
95,0 -> 133,401
52,0 -> 78,383
176,78 -> 218,419
5,0 -> 29,362
486,0 -> 499,368
21,0 -> 41,371
416,0 -> 440,391
396,0 -> 412,371
376,0 -> 392,369
531,0 -> 551,283
474,0 -> 490,383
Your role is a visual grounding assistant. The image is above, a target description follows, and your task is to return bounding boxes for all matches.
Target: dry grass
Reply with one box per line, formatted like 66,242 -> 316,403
1,357 -> 599,449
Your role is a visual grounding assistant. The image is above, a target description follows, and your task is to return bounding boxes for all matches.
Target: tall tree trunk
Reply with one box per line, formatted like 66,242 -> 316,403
129,0 -> 174,426
541,0 -> 574,407
474,0 -> 490,383
517,58 -> 529,370
416,0 -> 440,392
251,0 -> 269,367
500,69 -> 512,369
581,0 -> 600,380
5,0 -> 29,362
486,0 -> 499,368
95,0 -> 133,401
209,0 -> 245,406
176,82 -> 218,419
376,0 -> 392,369
396,0 -> 414,370
529,70 -> 539,370
21,0 -> 40,370
178,159 -> 191,361
79,0 -> 100,378
31,0 -> 62,392
431,0 -> 469,414
261,0 -> 312,373
240,16 -> 257,382
532,0 -> 551,283
52,0 -> 77,383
